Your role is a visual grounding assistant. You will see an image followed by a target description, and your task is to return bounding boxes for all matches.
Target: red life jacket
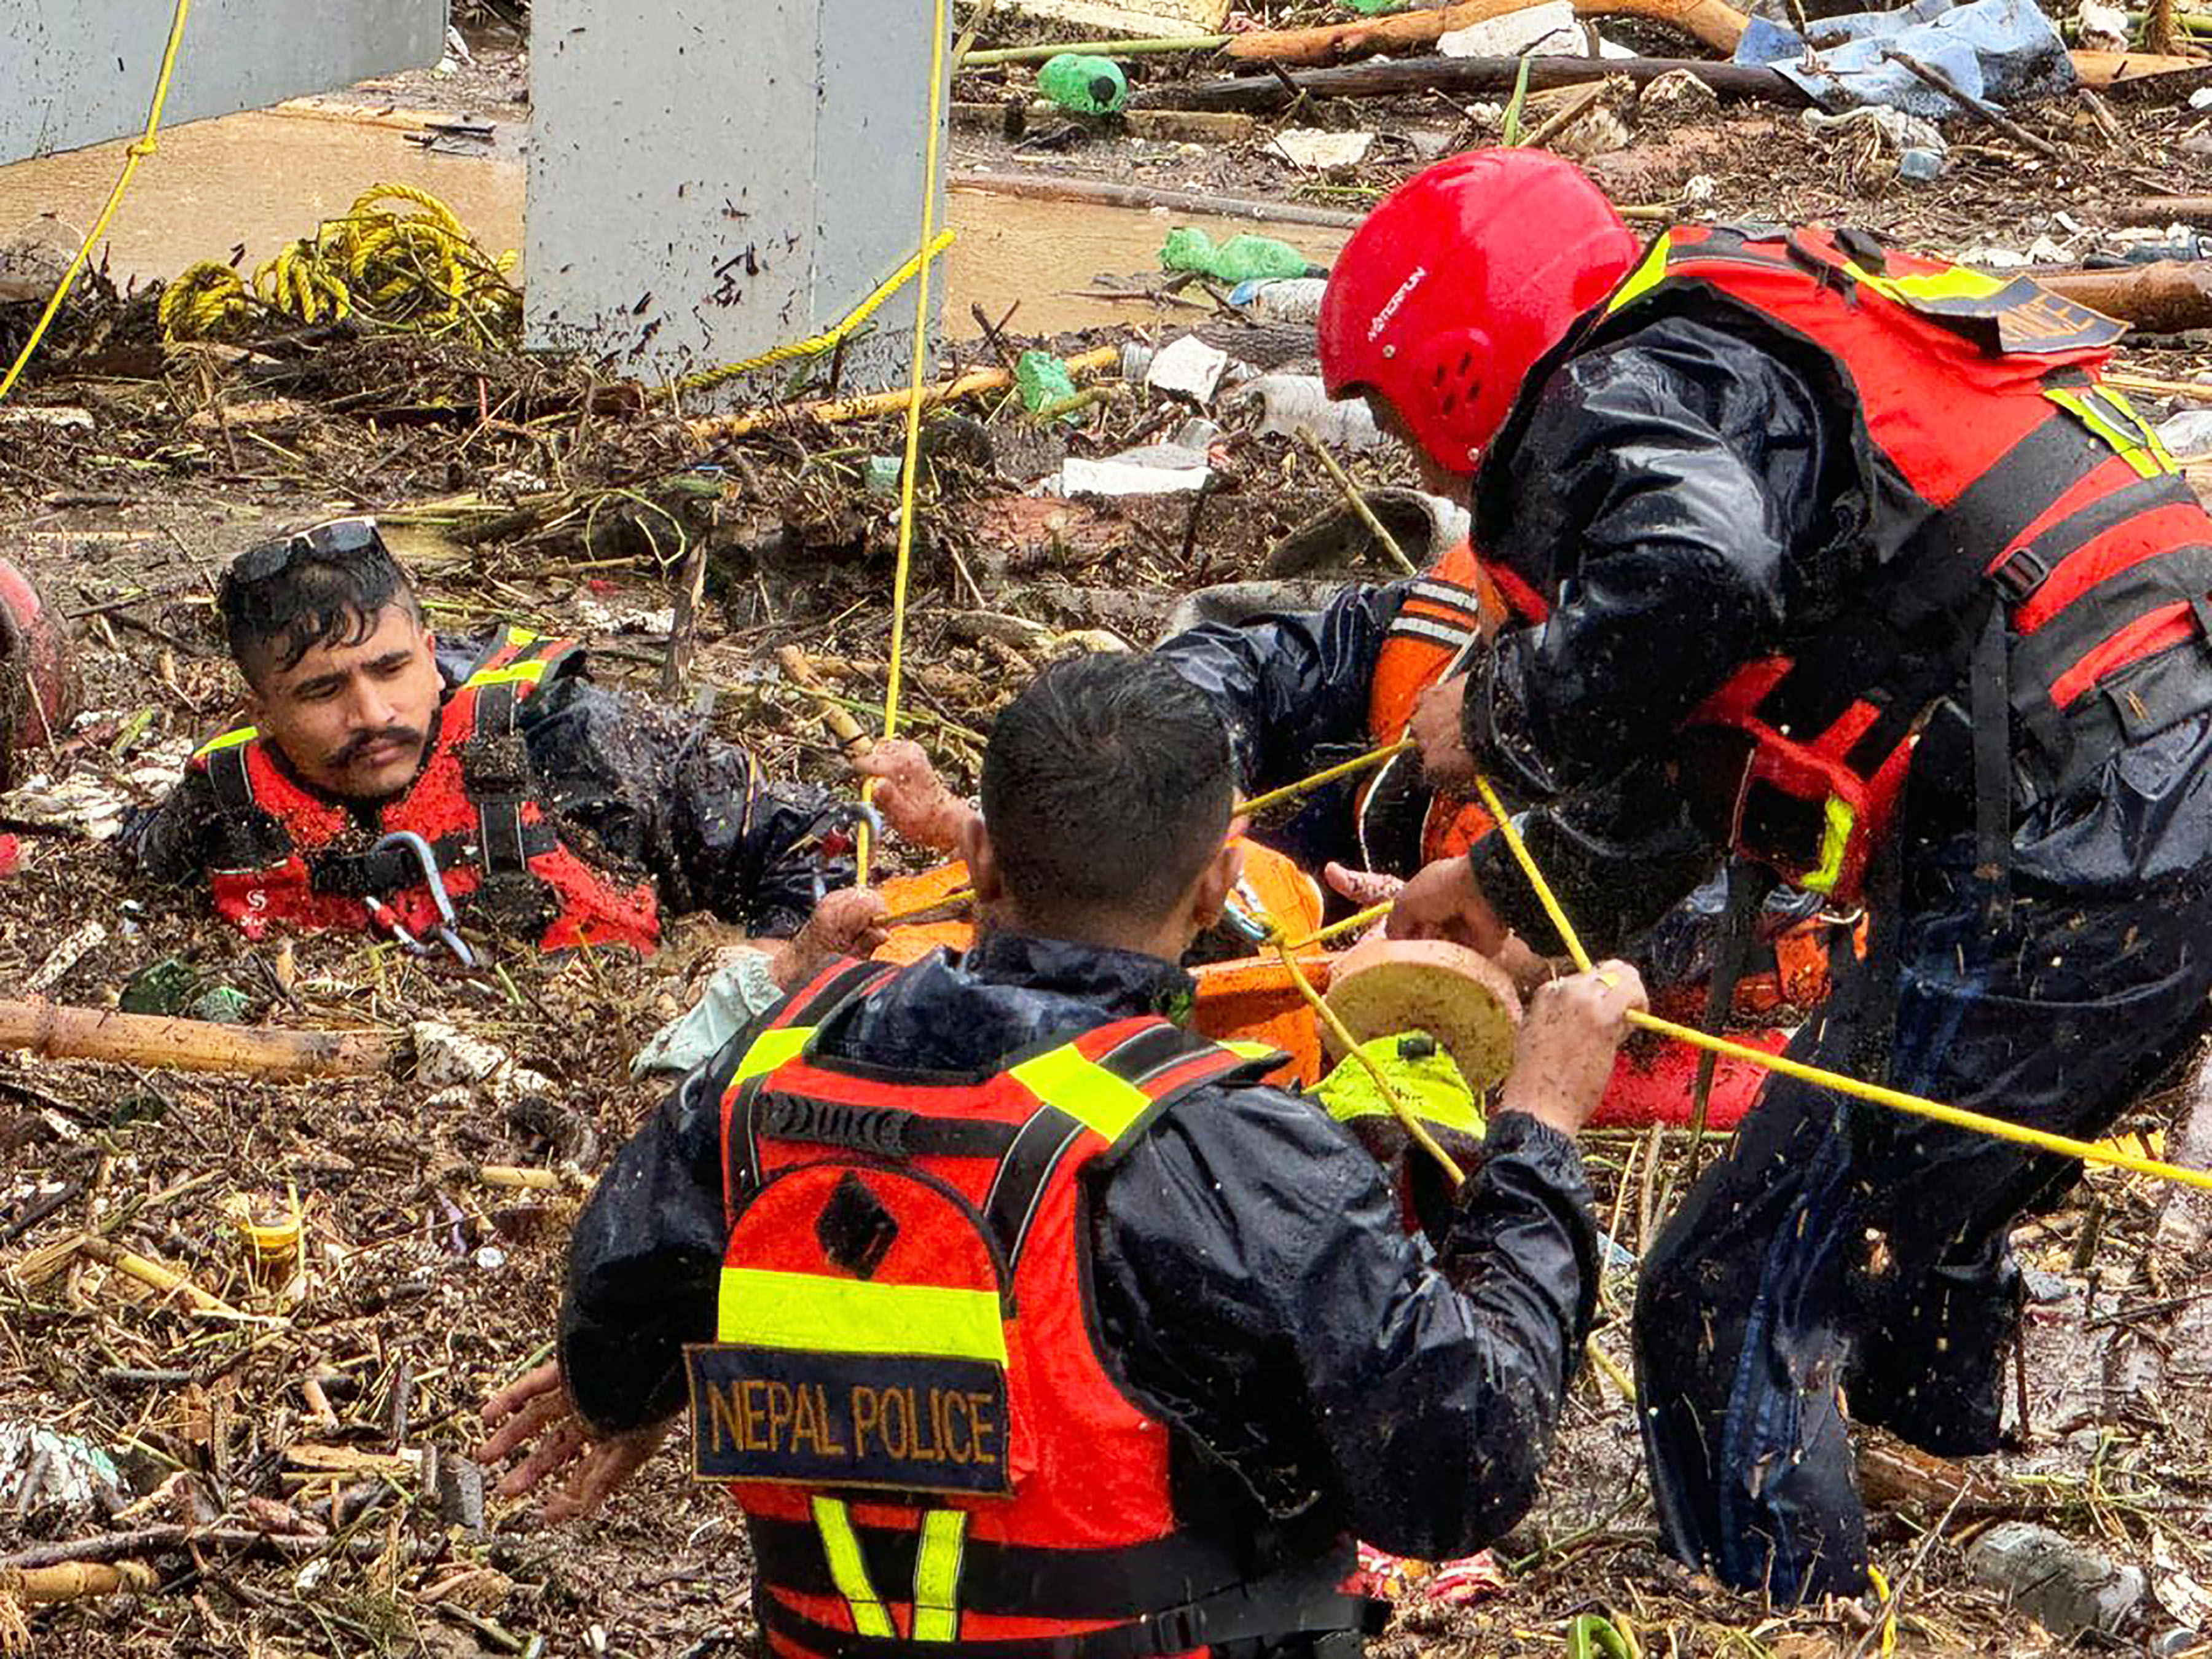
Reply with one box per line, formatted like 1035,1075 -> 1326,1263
1356,538 -> 1498,869
695,958 -> 1368,1659
1486,222 -> 2212,904
190,628 -> 660,954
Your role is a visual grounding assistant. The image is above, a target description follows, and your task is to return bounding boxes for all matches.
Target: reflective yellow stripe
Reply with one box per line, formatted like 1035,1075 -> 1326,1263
1843,259 -> 2007,309
1605,234 -> 1673,316
1221,1039 -> 1282,1064
193,726 -> 258,759
716,1268 -> 1008,1361
732,1024 -> 814,1086
812,1497 -> 895,1639
1804,796 -> 1857,896
911,1508 -> 968,1643
466,659 -> 554,689
2049,385 -> 2175,479
1007,1043 -> 1153,1142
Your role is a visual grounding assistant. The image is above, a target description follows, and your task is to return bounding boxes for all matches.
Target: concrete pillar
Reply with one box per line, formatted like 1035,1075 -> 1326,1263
0,0 -> 444,166
524,0 -> 944,394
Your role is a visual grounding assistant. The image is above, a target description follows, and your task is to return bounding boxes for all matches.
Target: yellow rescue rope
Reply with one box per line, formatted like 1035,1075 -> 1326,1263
1462,774 -> 2212,1195
857,0 -> 953,887
0,0 -> 194,403
672,229 -> 957,393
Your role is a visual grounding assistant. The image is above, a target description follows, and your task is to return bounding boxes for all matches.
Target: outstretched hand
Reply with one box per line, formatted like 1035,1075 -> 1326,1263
855,740 -> 976,853
474,1362 -> 673,1523
1383,857 -> 1509,955
772,887 -> 890,990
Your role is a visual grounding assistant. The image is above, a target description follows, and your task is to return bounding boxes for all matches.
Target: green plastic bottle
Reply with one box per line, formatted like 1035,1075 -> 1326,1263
1037,53 -> 1129,116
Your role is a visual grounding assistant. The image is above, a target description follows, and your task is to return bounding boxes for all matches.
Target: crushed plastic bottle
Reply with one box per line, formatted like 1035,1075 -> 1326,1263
1241,374 -> 1388,452
1160,227 -> 1316,285
1038,53 -> 1128,116
1228,276 -> 1330,323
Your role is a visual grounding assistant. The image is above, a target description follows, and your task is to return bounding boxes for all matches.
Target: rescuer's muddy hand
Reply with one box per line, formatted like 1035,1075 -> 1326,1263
856,739 -> 977,852
1385,855 -> 1508,955
1409,673 -> 1480,793
1497,962 -> 1647,1139
772,887 -> 890,990
474,1360 -> 674,1523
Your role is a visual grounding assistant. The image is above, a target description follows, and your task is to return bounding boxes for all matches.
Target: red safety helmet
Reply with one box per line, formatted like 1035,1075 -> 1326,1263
1318,150 -> 1641,477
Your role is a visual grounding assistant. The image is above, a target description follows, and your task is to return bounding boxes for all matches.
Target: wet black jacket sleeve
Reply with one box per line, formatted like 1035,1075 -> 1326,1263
517,661 -> 845,937
559,1054 -> 738,1433
1460,313 -> 1856,952
1091,1098 -> 1597,1560
1153,585 -> 1405,792
559,1050 -> 1599,1559
120,767 -> 222,887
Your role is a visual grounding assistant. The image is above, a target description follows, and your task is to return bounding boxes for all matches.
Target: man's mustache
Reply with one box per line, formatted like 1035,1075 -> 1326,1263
331,725 -> 424,766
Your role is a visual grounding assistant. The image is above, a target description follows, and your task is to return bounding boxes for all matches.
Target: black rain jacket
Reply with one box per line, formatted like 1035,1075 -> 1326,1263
1460,302 -> 2212,952
559,929 -> 1598,1564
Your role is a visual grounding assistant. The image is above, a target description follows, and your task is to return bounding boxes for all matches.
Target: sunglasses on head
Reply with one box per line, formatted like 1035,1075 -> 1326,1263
229,516 -> 384,585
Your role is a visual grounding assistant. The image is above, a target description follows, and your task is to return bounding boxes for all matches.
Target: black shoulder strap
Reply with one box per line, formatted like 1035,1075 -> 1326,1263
205,743 -> 257,814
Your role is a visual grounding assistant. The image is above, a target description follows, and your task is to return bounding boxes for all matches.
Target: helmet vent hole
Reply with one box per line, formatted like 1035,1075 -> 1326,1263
1432,364 -> 1446,387
1440,391 -> 1457,413
1458,352 -> 1473,374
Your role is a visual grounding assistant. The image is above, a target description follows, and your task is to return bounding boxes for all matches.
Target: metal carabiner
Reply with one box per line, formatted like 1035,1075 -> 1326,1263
371,830 -> 479,969
809,802 -> 885,905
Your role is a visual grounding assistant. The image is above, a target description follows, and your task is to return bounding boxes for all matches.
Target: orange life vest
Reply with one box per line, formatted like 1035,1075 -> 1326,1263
1491,223 -> 2212,904
698,958 -> 1368,1659
191,628 -> 661,954
1355,538 -> 1499,870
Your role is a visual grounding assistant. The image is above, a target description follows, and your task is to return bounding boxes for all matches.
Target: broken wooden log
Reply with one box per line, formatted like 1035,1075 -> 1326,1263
0,998 -> 394,1080
2071,47 -> 2211,92
1132,53 -> 1805,111
2108,195 -> 2212,225
950,168 -> 1364,229
1,1559 -> 157,1604
2038,261 -> 2212,334
1224,0 -> 1748,65
949,101 -> 1258,143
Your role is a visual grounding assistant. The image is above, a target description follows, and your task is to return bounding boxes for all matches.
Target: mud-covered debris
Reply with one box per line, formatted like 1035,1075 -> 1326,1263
1968,1521 -> 2148,1640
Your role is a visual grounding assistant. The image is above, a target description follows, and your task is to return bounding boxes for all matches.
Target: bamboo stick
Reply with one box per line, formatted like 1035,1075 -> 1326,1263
1,1560 -> 157,1603
1225,0 -> 1749,65
79,1236 -> 245,1319
688,347 -> 1120,442
0,998 -> 392,1080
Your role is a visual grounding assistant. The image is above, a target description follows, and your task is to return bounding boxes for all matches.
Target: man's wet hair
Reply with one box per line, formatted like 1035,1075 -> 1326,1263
981,654 -> 1234,929
218,519 -> 422,684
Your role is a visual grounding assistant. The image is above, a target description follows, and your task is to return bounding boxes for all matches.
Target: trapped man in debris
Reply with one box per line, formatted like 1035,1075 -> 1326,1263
124,517 -> 884,975
1319,150 -> 2212,1601
475,653 -> 1645,1655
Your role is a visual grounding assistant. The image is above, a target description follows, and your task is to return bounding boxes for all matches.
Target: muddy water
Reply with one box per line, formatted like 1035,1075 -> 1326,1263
0,106 -> 1346,339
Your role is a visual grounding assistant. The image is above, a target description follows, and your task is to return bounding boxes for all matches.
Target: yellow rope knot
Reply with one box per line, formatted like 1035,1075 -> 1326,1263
159,183 -> 522,345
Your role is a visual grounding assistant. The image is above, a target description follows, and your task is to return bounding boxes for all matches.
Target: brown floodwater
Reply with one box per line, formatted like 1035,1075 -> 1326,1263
0,104 -> 1346,340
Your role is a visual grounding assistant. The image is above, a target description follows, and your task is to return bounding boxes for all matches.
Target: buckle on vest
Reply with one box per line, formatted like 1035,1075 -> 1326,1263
1990,543 -> 2050,604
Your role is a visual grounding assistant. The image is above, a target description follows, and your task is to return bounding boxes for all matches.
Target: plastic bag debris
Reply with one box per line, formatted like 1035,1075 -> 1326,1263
1736,0 -> 2076,117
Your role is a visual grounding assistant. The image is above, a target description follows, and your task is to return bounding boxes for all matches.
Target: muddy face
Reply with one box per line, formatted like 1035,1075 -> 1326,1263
247,605 -> 441,802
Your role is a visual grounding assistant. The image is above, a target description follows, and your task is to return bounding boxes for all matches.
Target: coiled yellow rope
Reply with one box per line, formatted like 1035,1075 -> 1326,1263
160,183 -> 521,345
673,229 -> 957,394
0,0 -> 194,403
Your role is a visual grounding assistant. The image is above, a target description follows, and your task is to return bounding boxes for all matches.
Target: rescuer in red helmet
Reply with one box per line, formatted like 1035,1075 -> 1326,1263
124,519 -> 885,979
476,653 -> 1645,1655
1318,150 -> 2212,1602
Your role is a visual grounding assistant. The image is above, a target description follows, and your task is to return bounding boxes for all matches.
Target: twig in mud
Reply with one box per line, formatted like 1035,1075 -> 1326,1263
1882,49 -> 2066,162
1295,429 -> 1418,574
1843,1484 -> 1970,1659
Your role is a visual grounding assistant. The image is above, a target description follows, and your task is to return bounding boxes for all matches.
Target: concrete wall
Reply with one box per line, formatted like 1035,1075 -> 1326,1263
526,0 -> 943,394
0,0 -> 446,164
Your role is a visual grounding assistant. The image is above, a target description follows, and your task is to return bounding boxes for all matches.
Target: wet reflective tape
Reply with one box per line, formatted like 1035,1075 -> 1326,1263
813,1496 -> 895,1639
716,1268 -> 1008,1363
